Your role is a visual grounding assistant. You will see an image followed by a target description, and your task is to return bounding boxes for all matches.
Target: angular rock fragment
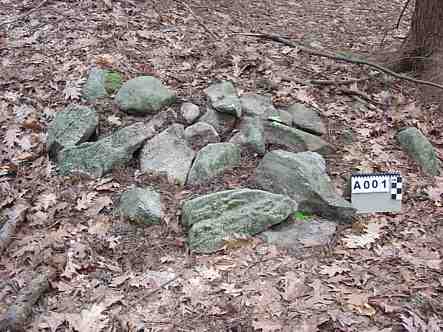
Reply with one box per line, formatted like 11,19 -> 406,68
187,143 -> 241,185
47,104 -> 98,158
140,124 -> 195,185
256,150 -> 355,222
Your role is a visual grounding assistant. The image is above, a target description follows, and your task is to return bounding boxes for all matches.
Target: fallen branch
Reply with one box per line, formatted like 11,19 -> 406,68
0,268 -> 55,332
0,0 -> 51,28
178,1 -> 219,41
237,32 -> 443,91
0,201 -> 29,254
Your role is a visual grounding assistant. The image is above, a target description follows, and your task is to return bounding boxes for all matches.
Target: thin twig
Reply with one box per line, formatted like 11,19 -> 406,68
396,0 -> 411,29
133,274 -> 180,306
237,32 -> 443,91
0,0 -> 51,28
178,1 -> 219,41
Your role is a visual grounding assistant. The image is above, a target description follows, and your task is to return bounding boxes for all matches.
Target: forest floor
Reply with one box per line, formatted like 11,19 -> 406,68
0,0 -> 443,331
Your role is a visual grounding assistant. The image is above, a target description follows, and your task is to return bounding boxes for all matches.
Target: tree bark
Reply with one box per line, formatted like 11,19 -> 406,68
400,0 -> 443,101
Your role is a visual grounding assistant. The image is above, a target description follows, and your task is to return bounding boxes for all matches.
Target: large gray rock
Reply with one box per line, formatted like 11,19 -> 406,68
140,124 -> 195,185
180,102 -> 200,124
205,81 -> 242,118
47,105 -> 98,158
187,143 -> 241,185
115,187 -> 161,225
397,127 -> 441,176
264,121 -> 333,156
182,189 -> 297,253
261,218 -> 337,253
184,122 -> 220,150
241,94 -> 291,125
115,76 -> 176,115
58,122 -> 154,178
82,68 -> 123,101
229,116 -> 266,155
255,150 -> 355,222
199,107 -> 236,136
287,103 -> 326,136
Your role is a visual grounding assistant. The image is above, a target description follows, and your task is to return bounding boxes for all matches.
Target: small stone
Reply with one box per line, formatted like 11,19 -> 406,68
199,107 -> 236,136
180,102 -> 200,124
184,122 -> 220,150
115,187 -> 161,225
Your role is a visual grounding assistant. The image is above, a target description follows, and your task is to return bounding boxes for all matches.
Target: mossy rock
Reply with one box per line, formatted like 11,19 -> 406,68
104,71 -> 123,94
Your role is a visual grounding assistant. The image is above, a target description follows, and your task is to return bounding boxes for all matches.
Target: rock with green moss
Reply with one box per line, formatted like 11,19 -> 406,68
47,104 -> 98,158
57,122 -> 155,178
205,81 -> 242,118
199,107 -> 236,136
182,189 -> 297,253
229,116 -> 266,155
115,76 -> 176,115
115,187 -> 161,225
397,127 -> 441,176
187,143 -> 241,185
82,68 -> 123,101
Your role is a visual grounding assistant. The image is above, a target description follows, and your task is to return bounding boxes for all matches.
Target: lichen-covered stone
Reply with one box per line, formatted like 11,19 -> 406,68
47,104 -> 98,158
256,150 -> 355,222
264,121 -> 333,156
187,143 -> 241,185
199,107 -> 236,136
184,122 -> 220,150
229,116 -> 266,155
140,124 -> 195,185
182,189 -> 297,253
397,127 -> 441,176
115,76 -> 176,115
205,81 -> 242,118
180,102 -> 200,124
287,103 -> 326,136
58,122 -> 154,178
115,187 -> 161,225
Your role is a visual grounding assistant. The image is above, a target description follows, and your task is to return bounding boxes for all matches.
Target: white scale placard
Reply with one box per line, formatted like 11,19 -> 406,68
351,172 -> 402,213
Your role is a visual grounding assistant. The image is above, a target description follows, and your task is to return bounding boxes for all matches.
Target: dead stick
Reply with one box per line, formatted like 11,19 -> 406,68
0,0 -> 51,28
0,268 -> 55,332
396,0 -> 411,29
178,1 -> 219,41
237,32 -> 443,91
0,202 -> 29,254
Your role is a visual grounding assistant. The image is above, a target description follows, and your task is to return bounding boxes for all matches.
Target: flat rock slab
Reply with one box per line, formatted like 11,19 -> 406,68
82,68 -> 122,101
115,76 -> 176,115
58,122 -> 154,178
229,116 -> 266,155
115,187 -> 161,225
182,189 -> 297,253
288,103 -> 326,136
205,80 -> 242,118
187,143 -> 241,185
256,150 -> 355,222
47,104 -> 98,158
140,124 -> 195,185
397,127 -> 441,176
261,218 -> 337,253
264,121 -> 333,155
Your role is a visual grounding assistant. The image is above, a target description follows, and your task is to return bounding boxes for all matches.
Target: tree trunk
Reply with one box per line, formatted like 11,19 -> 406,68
400,0 -> 443,101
